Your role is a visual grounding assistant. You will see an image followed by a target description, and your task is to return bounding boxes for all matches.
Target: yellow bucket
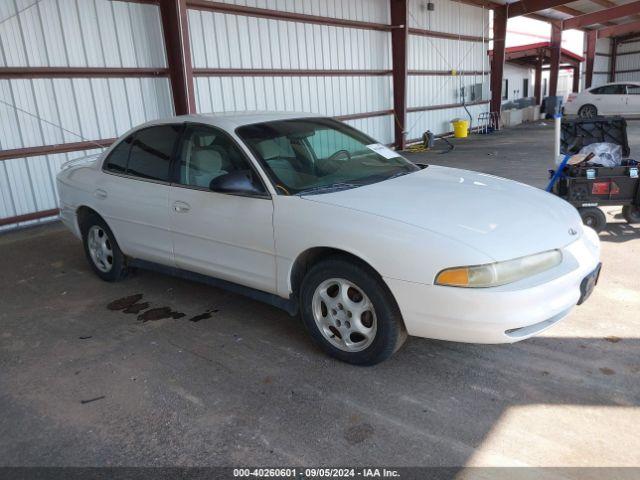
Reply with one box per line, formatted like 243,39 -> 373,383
452,119 -> 469,138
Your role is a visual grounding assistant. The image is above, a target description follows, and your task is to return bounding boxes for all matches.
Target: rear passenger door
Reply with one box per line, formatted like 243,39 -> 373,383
98,124 -> 182,265
590,84 -> 626,114
624,84 -> 640,116
169,124 -> 277,293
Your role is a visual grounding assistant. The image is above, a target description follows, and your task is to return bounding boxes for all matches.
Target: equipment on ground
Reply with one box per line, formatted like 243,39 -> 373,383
404,130 -> 454,154
549,116 -> 640,232
477,112 -> 500,134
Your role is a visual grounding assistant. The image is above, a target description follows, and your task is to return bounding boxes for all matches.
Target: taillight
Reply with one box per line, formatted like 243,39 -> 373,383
567,93 -> 577,103
592,181 -> 620,195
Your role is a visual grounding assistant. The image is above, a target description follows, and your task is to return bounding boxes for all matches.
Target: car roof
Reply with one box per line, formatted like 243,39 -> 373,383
589,81 -> 640,89
135,111 -> 321,132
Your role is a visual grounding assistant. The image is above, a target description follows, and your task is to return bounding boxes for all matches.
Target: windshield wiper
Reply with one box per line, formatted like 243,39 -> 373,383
296,182 -> 360,196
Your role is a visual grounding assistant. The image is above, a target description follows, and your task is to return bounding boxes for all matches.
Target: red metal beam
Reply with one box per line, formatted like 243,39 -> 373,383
572,66 -> 580,92
0,209 -> 60,227
408,70 -> 490,76
390,0 -> 408,151
554,5 -> 585,16
618,33 -> 640,43
610,37 -> 618,82
408,28 -> 486,43
193,69 -> 392,77
407,100 -> 489,113
549,21 -> 562,97
0,67 -> 168,79
563,1 -> 640,30
534,53 -> 543,103
335,110 -> 395,121
507,0 -> 579,18
598,20 -> 640,39
490,6 -> 507,114
192,68 -> 490,77
187,0 -> 391,31
0,139 -> 114,162
450,0 -> 501,9
160,0 -> 195,115
618,48 -> 640,56
585,29 -> 597,88
591,0 -> 640,23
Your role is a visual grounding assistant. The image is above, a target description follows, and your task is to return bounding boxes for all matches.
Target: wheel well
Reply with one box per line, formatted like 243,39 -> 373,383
290,247 -> 381,297
76,206 -> 101,231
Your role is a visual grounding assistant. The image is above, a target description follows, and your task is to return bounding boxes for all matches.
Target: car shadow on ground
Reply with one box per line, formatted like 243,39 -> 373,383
1,225 -> 638,470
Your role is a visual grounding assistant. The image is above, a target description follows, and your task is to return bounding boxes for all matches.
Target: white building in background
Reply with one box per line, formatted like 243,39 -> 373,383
498,16 -> 584,103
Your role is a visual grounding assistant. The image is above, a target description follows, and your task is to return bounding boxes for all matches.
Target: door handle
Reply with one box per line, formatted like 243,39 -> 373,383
94,189 -> 107,199
173,201 -> 191,213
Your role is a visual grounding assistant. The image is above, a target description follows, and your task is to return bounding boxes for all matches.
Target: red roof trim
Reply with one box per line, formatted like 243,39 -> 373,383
489,42 -> 585,62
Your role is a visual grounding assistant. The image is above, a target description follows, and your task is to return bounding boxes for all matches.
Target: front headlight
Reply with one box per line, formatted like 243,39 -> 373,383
435,250 -> 562,288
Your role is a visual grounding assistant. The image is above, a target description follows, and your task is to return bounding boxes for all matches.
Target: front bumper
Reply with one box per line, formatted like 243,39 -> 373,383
59,203 -> 82,239
385,228 -> 601,344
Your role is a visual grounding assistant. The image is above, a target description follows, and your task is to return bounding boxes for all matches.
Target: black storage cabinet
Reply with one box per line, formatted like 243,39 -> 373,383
552,116 -> 640,231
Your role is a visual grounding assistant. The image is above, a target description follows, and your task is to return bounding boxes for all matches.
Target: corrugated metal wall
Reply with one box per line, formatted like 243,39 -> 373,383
1,0 -> 492,231
583,37 -> 612,88
187,1 -> 396,144
199,0 -> 391,24
406,0 -> 489,140
615,39 -> 640,83
0,0 -> 173,230
0,0 -> 166,68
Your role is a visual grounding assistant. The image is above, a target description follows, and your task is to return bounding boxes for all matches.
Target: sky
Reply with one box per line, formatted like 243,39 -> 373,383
506,16 -> 585,56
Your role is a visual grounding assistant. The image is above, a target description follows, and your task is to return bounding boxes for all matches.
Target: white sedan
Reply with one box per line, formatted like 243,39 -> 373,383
565,82 -> 640,117
57,112 -> 601,365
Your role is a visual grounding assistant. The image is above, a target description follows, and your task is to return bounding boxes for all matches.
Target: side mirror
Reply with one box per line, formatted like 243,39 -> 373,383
209,170 -> 265,196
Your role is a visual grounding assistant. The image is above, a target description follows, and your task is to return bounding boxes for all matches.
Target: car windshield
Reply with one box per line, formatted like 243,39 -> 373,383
236,118 -> 419,195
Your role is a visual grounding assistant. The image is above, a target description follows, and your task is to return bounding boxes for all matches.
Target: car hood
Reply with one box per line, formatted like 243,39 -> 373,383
301,165 -> 584,262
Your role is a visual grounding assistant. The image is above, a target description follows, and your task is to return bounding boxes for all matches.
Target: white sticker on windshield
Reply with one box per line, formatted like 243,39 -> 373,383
366,143 -> 401,159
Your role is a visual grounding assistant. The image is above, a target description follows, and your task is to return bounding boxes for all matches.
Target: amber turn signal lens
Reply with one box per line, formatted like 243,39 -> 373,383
435,267 -> 469,287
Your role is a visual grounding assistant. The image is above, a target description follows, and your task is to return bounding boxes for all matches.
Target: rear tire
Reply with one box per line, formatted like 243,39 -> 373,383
80,212 -> 128,282
578,104 -> 598,118
579,207 -> 606,233
299,257 -> 406,365
622,205 -> 640,224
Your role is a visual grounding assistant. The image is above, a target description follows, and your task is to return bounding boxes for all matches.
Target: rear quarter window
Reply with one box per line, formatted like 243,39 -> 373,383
103,125 -> 182,182
104,137 -> 132,173
127,125 -> 182,182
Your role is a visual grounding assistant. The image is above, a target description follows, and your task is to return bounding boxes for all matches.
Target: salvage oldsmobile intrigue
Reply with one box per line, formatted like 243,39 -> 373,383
57,113 -> 601,365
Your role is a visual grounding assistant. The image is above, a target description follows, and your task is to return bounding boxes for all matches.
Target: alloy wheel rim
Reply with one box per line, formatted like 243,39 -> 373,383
583,106 -> 596,118
87,225 -> 114,273
311,278 -> 377,353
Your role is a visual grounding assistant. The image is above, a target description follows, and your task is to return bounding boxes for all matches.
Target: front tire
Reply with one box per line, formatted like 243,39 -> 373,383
579,207 -> 606,233
80,213 -> 128,282
622,205 -> 640,224
578,104 -> 598,118
299,257 -> 406,365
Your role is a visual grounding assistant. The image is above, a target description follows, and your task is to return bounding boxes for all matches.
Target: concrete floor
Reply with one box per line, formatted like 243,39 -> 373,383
1,122 -> 639,470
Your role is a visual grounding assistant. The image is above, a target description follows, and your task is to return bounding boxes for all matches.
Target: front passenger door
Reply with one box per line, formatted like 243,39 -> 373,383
169,124 -> 277,293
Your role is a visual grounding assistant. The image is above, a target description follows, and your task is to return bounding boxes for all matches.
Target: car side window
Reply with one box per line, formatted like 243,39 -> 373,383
591,85 -> 625,95
126,125 -> 182,182
104,136 -> 132,173
177,125 -> 263,192
627,85 -> 640,95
